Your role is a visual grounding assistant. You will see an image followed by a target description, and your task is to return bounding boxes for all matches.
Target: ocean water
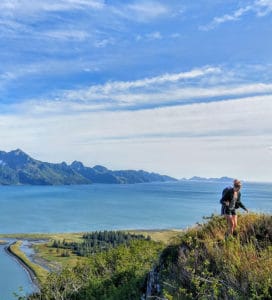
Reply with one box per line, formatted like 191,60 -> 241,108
0,181 -> 271,299
0,181 -> 271,234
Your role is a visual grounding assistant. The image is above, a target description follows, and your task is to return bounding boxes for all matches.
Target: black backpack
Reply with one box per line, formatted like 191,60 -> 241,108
220,186 -> 232,215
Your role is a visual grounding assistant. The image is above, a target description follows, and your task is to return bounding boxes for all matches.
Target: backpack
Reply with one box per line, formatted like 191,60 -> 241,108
220,186 -> 232,215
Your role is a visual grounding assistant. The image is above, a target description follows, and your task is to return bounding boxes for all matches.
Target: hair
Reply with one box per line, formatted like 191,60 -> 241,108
233,179 -> 242,188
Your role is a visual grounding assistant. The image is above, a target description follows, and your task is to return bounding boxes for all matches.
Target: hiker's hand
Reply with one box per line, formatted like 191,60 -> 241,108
225,201 -> 230,206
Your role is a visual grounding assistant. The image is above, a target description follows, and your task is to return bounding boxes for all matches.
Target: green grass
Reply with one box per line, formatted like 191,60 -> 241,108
128,229 -> 183,244
33,241 -> 87,270
158,213 -> 272,300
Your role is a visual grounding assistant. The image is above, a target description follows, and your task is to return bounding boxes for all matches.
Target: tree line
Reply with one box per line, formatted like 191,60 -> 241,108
51,231 -> 151,256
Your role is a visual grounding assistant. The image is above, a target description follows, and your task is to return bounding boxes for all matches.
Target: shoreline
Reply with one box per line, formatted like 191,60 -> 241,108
5,242 -> 40,290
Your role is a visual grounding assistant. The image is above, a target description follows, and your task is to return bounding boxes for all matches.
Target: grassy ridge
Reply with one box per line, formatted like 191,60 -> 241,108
158,213 -> 272,299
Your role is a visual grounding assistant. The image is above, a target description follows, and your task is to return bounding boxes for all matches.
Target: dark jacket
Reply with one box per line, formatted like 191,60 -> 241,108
220,188 -> 247,214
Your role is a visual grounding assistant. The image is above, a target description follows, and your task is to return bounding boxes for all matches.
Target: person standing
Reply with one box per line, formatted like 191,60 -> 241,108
220,179 -> 248,236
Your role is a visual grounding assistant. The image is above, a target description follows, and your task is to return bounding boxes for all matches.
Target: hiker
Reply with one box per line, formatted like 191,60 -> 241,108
220,179 -> 248,236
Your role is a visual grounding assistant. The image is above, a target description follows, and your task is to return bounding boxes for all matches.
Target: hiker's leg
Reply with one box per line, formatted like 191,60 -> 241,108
225,215 -> 233,235
230,216 -> 236,234
233,215 -> 238,232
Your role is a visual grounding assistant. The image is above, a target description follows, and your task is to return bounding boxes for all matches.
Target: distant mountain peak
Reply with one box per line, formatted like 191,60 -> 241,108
10,148 -> 28,156
6,149 -> 33,164
93,165 -> 109,173
71,161 -> 85,169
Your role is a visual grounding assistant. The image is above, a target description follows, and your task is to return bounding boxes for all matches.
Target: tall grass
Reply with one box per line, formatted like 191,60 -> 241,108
160,213 -> 272,299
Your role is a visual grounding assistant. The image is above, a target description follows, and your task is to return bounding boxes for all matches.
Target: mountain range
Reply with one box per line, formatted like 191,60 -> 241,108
0,149 -> 177,185
186,176 -> 234,182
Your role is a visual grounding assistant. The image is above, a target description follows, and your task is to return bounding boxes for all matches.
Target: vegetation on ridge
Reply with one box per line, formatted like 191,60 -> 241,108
158,213 -> 272,299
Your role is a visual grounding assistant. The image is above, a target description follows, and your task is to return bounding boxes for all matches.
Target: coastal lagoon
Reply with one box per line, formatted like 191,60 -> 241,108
0,181 -> 271,298
0,240 -> 35,300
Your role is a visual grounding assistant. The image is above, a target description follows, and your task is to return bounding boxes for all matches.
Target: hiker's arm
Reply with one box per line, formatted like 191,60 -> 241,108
237,193 -> 248,212
238,200 -> 248,212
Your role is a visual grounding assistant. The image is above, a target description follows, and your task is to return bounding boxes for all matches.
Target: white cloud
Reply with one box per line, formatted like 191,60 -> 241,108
64,66 -> 221,97
111,1 -> 171,22
125,1 -> 169,21
200,0 -> 272,30
1,95 -> 272,181
94,38 -> 115,48
0,0 -> 104,14
44,30 -> 90,41
200,5 -> 252,31
37,71 -> 272,113
0,0 -> 105,38
255,0 -> 272,16
6,95 -> 272,142
146,31 -> 162,40
4,65 -> 272,117
135,32 -> 180,42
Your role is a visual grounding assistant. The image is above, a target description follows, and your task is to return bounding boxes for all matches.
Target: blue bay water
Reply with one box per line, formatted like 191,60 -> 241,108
0,181 -> 271,299
0,181 -> 271,234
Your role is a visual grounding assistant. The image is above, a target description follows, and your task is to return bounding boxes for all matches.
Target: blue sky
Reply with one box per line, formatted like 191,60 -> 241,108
1,0 -> 272,181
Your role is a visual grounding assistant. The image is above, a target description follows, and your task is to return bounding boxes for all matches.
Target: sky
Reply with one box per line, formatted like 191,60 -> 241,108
0,0 -> 272,182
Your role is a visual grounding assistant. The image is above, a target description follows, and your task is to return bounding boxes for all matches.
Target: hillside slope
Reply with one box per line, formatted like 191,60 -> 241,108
147,213 -> 272,300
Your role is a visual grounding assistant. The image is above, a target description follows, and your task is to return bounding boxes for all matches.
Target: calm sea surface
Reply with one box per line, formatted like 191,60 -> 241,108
0,181 -> 271,299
